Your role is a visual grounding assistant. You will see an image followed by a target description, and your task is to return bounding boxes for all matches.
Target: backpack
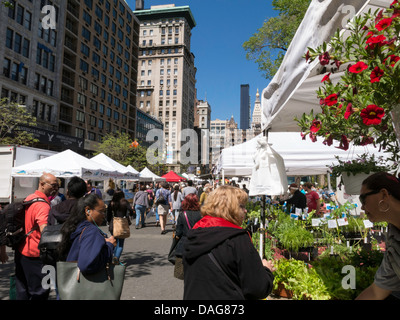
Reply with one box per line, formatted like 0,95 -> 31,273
155,190 -> 167,205
38,223 -> 63,266
0,198 -> 48,249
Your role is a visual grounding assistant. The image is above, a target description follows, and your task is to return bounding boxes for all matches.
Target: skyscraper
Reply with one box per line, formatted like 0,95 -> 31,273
240,84 -> 250,130
0,0 -> 140,153
134,4 -> 197,168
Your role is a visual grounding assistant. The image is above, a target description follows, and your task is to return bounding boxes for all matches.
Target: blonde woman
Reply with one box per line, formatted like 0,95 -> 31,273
183,185 -> 274,300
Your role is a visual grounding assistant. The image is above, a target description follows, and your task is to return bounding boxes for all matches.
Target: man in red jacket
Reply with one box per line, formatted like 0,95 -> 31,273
15,173 -> 58,300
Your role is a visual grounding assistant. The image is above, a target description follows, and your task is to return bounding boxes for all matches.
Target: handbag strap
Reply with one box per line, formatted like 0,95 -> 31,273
184,211 -> 191,229
208,252 -> 245,299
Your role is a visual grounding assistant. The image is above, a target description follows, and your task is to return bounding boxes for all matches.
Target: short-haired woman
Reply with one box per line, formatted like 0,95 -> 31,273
183,185 -> 274,300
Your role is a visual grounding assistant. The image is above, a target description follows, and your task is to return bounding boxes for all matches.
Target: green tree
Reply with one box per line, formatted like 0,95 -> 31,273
0,98 -> 38,145
94,132 -> 167,174
243,0 -> 311,80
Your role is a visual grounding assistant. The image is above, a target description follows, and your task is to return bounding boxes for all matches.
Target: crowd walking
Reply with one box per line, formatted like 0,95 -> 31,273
1,173 -> 399,301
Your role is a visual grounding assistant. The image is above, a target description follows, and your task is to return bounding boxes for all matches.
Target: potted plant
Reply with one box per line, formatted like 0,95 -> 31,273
330,153 -> 390,194
296,2 -> 400,166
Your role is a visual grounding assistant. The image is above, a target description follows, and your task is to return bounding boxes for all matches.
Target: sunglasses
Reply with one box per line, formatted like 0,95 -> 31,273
359,190 -> 380,205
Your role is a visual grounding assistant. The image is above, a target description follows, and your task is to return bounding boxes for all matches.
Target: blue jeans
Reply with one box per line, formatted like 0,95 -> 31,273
114,238 -> 125,259
135,204 -> 146,227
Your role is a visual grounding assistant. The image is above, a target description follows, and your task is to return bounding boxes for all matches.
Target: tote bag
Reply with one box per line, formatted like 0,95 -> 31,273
56,261 -> 126,300
113,217 -> 130,239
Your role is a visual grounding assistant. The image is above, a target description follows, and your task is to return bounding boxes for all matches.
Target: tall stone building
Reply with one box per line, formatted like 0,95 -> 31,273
251,88 -> 262,135
133,4 -> 197,168
0,0 -> 140,153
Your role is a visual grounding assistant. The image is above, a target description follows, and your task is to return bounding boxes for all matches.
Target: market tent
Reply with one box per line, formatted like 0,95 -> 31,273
262,0 -> 391,132
126,165 -> 140,175
161,171 -> 187,182
139,167 -> 166,182
91,153 -> 139,179
216,132 -> 389,177
11,149 -> 119,179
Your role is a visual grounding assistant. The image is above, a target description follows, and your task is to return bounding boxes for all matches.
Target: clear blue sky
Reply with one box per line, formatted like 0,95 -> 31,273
127,0 -> 277,124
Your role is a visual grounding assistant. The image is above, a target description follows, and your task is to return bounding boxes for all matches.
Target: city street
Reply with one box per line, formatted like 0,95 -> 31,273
0,214 -> 184,300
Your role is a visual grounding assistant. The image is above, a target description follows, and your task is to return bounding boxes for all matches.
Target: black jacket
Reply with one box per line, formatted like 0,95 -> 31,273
183,215 -> 274,300
280,190 -> 307,213
175,210 -> 202,256
47,198 -> 78,225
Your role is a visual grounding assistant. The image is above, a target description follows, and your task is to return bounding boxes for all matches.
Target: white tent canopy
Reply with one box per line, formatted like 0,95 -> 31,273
126,165 -> 140,175
91,153 -> 139,179
262,0 -> 391,132
216,132 -> 390,177
139,167 -> 166,182
11,149 -> 119,179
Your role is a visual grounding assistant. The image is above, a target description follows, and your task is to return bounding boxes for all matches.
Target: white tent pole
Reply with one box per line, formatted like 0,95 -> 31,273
222,169 -> 225,185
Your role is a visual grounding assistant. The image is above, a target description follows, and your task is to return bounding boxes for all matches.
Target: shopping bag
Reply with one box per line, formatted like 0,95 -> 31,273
56,261 -> 126,300
113,217 -> 130,239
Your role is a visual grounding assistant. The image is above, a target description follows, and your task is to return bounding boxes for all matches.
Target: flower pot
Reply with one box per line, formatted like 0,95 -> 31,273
274,283 -> 293,299
342,172 -> 375,195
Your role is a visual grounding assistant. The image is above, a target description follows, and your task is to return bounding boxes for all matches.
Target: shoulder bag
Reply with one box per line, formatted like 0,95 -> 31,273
113,216 -> 130,239
56,226 -> 126,300
56,261 -> 126,300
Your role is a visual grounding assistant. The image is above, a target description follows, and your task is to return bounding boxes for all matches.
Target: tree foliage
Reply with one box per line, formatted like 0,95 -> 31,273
94,132 -> 167,174
0,98 -> 38,145
243,0 -> 311,80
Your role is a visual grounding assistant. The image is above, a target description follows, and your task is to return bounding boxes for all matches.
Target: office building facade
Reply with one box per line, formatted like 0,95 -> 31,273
0,0 -> 141,153
133,4 -> 197,168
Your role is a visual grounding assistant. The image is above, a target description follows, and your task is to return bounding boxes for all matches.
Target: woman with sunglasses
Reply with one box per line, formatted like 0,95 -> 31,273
356,172 -> 400,300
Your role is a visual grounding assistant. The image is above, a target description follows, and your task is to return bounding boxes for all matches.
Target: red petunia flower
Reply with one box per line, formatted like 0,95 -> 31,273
385,55 -> 400,67
321,73 -> 331,83
349,61 -> 368,73
344,103 -> 354,119
323,134 -> 333,146
370,66 -> 384,83
365,34 -> 387,50
310,119 -> 322,133
376,18 -> 393,31
319,52 -> 330,66
360,136 -> 374,146
324,93 -> 338,106
360,105 -> 385,125
336,135 -> 349,151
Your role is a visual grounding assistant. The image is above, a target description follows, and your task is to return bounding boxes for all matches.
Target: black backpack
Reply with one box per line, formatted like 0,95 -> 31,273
38,223 -> 63,266
0,198 -> 48,249
155,190 -> 167,205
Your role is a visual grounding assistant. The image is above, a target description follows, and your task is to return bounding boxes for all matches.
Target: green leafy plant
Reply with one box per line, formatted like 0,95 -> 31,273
330,153 -> 388,179
296,3 -> 400,164
273,258 -> 331,300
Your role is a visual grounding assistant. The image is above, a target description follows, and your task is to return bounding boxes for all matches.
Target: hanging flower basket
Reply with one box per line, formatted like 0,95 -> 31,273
341,171 -> 376,195
296,2 -> 400,166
